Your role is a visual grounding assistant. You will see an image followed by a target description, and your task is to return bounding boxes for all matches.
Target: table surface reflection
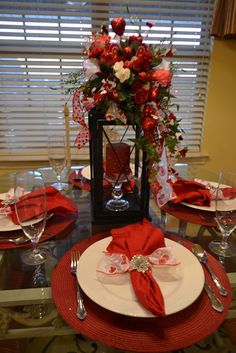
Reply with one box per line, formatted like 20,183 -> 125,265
0,164 -> 235,350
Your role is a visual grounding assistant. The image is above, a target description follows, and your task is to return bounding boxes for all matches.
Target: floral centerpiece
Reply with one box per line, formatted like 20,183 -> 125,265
67,17 -> 187,197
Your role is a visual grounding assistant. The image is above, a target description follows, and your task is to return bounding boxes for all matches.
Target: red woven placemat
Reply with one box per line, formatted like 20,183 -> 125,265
162,202 -> 217,227
51,233 -> 232,353
0,212 -> 77,250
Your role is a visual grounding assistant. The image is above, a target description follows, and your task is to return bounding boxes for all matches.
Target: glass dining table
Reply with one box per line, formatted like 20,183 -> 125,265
0,165 -> 235,353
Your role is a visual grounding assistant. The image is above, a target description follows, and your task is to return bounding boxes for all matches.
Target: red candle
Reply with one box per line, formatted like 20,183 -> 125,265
106,142 -> 130,180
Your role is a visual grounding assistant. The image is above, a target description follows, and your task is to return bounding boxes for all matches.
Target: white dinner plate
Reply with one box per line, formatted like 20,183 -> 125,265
0,192 -> 21,232
181,181 -> 236,212
0,215 -> 21,232
81,163 -> 138,181
77,237 -> 204,318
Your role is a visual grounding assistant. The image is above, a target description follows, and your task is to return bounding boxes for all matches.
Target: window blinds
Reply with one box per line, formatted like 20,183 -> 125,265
0,0 -> 214,162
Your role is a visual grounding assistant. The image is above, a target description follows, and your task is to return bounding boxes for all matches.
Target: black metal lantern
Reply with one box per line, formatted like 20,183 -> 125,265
89,109 -> 150,224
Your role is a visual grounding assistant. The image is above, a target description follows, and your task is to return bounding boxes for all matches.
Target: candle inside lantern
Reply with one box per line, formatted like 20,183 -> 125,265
106,142 -> 131,180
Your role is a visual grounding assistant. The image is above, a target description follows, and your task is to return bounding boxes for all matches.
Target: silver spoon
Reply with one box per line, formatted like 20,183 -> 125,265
192,244 -> 228,297
0,235 -> 29,245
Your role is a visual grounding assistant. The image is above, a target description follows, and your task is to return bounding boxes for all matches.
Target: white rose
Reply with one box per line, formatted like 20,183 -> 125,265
115,68 -> 131,83
113,61 -> 124,72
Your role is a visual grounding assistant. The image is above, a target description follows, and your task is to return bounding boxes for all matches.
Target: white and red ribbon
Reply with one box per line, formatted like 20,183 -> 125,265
152,147 -> 174,207
97,246 -> 180,275
72,89 -> 90,149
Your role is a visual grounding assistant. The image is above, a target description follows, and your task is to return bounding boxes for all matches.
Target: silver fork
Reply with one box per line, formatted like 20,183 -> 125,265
70,251 -> 87,320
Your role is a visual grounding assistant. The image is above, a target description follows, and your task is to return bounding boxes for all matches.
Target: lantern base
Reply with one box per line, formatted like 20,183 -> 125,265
105,198 -> 129,212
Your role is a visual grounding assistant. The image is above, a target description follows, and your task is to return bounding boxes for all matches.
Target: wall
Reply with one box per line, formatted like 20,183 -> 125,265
203,39 -> 236,173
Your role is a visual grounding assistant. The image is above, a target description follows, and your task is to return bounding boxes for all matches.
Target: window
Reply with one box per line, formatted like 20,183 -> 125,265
0,0 -> 215,162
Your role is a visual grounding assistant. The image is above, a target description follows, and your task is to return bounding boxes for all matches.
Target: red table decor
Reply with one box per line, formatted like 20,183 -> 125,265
66,15 -> 188,224
51,232 -> 232,353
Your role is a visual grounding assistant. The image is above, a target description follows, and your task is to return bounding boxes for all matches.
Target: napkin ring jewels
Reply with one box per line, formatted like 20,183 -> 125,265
130,254 -> 150,273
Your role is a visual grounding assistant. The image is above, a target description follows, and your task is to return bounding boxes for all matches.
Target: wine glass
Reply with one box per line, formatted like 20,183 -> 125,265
48,134 -> 67,191
209,171 -> 236,257
105,141 -> 131,212
14,170 -> 48,265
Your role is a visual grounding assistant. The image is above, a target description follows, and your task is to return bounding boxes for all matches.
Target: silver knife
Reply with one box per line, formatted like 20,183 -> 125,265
204,282 -> 224,312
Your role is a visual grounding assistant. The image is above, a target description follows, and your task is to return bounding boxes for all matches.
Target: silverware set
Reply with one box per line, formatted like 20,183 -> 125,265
191,243 -> 226,312
70,250 -> 87,320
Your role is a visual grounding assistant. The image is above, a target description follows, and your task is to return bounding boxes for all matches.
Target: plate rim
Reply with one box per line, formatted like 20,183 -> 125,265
77,237 -> 204,318
0,192 -> 21,232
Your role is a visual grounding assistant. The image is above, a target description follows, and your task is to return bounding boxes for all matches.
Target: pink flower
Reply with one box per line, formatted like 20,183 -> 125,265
146,69 -> 173,87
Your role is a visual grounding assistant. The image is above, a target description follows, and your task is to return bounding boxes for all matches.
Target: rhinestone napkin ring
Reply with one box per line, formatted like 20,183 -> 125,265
130,254 -> 150,273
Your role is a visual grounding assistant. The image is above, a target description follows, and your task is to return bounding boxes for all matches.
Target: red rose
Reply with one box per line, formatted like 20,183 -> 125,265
138,72 -> 147,81
133,57 -> 144,72
89,35 -> 110,58
89,46 -> 104,58
129,35 -> 143,45
100,44 -> 121,66
122,47 -> 132,59
134,88 -> 149,105
141,116 -> 157,143
143,104 -> 155,116
132,50 -> 153,72
131,81 -> 143,92
141,116 -> 157,130
149,86 -> 159,101
124,60 -> 133,69
136,46 -> 151,58
146,69 -> 173,87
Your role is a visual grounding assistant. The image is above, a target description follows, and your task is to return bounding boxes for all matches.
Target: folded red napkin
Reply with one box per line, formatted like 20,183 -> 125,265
171,178 -> 211,206
11,186 -> 78,224
105,219 -> 167,317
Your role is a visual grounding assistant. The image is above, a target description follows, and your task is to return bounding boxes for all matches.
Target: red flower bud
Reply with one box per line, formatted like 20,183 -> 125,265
111,18 -> 126,36
142,116 -> 157,130
124,60 -> 133,69
149,87 -> 159,101
179,148 -> 187,157
134,88 -> 149,105
146,22 -> 155,29
138,72 -> 147,81
129,35 -> 143,45
122,47 -> 132,59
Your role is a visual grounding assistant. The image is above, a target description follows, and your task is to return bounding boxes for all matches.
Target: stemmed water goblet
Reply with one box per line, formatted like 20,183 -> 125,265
14,170 -> 48,265
48,134 -> 67,191
209,171 -> 236,257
